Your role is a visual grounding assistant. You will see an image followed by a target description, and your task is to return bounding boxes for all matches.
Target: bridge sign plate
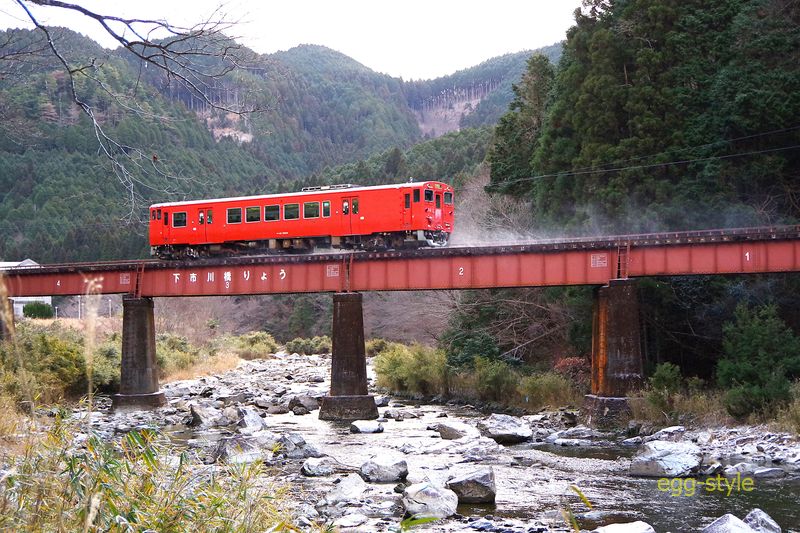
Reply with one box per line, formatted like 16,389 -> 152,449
591,253 -> 608,268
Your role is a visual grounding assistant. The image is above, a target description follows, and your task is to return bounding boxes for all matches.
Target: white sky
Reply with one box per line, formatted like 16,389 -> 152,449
0,0 -> 582,80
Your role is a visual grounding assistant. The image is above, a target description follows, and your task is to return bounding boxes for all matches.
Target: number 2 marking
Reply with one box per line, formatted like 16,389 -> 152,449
458,267 -> 464,276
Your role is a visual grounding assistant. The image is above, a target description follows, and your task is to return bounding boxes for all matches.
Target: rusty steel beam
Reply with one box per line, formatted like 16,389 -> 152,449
3,226 -> 800,297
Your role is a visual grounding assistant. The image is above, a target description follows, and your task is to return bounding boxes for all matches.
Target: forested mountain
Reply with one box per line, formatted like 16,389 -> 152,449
0,27 -> 549,262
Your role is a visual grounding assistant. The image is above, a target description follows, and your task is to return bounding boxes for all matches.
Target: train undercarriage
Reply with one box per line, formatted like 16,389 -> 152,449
152,230 -> 450,260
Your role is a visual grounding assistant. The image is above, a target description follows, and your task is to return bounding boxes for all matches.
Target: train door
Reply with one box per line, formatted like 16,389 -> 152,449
435,192 -> 442,224
402,192 -> 412,227
195,206 -> 207,243
162,209 -> 171,243
342,196 -> 361,235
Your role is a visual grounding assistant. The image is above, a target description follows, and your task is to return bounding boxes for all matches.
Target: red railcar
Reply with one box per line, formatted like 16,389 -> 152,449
149,181 -> 454,258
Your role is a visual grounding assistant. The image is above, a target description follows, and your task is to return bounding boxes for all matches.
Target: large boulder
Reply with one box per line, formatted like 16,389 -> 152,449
402,482 -> 458,519
359,458 -> 408,482
431,420 -> 480,440
301,457 -> 338,477
213,431 -> 279,464
592,522 -> 656,533
278,433 -> 325,459
445,467 -> 496,503
188,403 -> 224,427
629,440 -> 702,477
322,473 -> 368,505
744,508 -> 782,533
701,514 -> 757,532
288,395 -> 320,412
350,420 -> 384,434
477,414 -> 532,444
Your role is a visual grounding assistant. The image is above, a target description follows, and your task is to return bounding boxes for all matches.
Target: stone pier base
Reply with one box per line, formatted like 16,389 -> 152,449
318,292 -> 378,420
583,394 -> 632,428
112,296 -> 165,411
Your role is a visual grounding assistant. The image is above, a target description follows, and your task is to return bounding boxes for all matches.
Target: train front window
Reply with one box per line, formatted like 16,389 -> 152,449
246,206 -> 260,223
227,208 -> 242,224
207,209 -> 213,224
413,189 -> 420,203
157,209 -> 162,220
342,200 -> 349,215
284,204 -> 299,220
304,202 -> 320,218
198,211 -> 205,225
173,212 -> 187,228
265,205 -> 280,221
151,210 -> 156,220
444,192 -> 453,205
424,190 -> 433,202
352,198 -> 359,214
322,201 -> 331,217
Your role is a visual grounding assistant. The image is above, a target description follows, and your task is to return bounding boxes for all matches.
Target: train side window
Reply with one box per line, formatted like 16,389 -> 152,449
151,210 -> 156,220
199,211 -> 205,225
264,205 -> 280,221
322,201 -> 331,217
207,209 -> 213,224
173,212 -> 187,228
444,192 -> 453,205
304,201 -> 320,218
246,206 -> 260,223
352,198 -> 359,214
164,212 -> 169,225
424,190 -> 433,202
343,200 -> 349,215
227,207 -> 242,224
404,194 -> 410,209
413,189 -> 420,203
284,203 -> 299,220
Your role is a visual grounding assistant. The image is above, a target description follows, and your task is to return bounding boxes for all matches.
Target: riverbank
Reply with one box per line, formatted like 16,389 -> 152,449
3,351 -> 798,532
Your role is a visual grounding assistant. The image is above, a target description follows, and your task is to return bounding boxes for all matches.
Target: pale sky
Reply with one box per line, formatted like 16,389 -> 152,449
0,0 -> 583,80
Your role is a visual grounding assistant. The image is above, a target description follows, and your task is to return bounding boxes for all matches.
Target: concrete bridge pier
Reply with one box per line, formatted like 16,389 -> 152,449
112,296 -> 166,411
584,279 -> 644,427
319,292 -> 378,421
0,295 -> 13,342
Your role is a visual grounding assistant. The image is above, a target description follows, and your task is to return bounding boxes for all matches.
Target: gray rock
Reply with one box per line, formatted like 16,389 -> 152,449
323,473 -> 368,505
288,395 -> 320,412
301,457 -> 338,477
644,425 -> 685,442
554,438 -> 592,447
446,467 -> 496,503
236,406 -> 266,431
629,440 -> 701,477
744,508 -> 781,533
334,513 -> 369,528
350,420 -> 384,434
432,420 -> 480,440
593,522 -> 656,533
752,467 -> 786,479
701,514 -> 757,532
622,436 -> 643,446
359,458 -> 408,482
213,431 -> 279,464
374,395 -> 391,407
278,433 -> 325,459
188,404 -> 223,427
292,405 -> 310,416
402,482 -> 458,519
477,413 -> 532,444
266,404 -> 290,415
219,392 -> 248,405
723,462 -> 757,477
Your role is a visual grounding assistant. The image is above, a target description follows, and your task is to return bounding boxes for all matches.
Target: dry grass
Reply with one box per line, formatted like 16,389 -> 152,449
161,351 -> 241,383
628,390 -> 731,427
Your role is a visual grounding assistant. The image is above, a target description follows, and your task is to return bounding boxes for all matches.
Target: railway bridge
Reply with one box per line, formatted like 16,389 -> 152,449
3,225 -> 800,421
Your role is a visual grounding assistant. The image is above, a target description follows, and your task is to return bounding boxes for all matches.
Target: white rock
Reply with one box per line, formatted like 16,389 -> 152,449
334,513 -> 369,528
402,482 -> 458,519
350,420 -> 384,434
301,457 -> 337,477
752,467 -> 786,479
744,508 -> 782,533
593,521 -> 656,533
629,440 -> 701,477
723,462 -> 757,477
644,425 -> 685,442
476,413 -> 533,444
432,420 -> 480,440
701,514 -> 757,532
323,473 -> 367,505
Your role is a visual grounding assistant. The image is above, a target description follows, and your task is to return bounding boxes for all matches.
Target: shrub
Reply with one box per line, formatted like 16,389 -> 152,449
518,371 -> 579,410
22,302 -> 54,319
442,329 -> 500,368
717,304 -> 800,418
553,356 -> 590,390
374,342 -> 411,391
645,362 -> 684,415
155,333 -> 201,376
473,357 -> 517,403
234,331 -> 279,360
366,338 -> 390,357
284,336 -> 331,355
374,343 -> 447,396
776,381 -> 800,434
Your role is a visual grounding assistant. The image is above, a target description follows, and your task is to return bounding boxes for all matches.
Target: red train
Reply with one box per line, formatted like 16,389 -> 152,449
149,181 -> 454,258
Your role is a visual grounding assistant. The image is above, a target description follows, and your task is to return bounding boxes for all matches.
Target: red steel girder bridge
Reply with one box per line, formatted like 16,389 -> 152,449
3,225 -> 800,418
3,226 -> 800,298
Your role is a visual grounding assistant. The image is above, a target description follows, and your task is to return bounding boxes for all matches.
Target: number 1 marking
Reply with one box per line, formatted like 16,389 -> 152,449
745,252 -> 751,262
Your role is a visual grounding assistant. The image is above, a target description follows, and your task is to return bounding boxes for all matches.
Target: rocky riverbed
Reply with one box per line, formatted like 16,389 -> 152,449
70,352 -> 799,532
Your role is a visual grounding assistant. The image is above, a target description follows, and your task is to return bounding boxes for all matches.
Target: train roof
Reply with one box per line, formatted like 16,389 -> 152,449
149,181 -> 452,209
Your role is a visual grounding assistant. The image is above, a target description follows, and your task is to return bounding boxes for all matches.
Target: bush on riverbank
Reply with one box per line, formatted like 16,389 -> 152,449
284,335 -> 331,355
373,342 -> 582,411
0,417 -> 293,531
232,331 -> 279,360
